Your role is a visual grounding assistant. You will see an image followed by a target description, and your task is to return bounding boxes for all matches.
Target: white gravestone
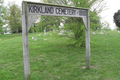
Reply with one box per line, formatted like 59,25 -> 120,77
69,33 -> 71,36
34,37 -> 37,41
100,31 -> 104,34
92,32 -> 96,35
44,39 -> 47,40
44,30 -> 46,36
32,37 -> 34,39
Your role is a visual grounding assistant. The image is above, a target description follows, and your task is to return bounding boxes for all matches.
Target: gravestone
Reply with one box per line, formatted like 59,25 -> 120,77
34,37 -> 37,41
32,37 -> 34,39
100,31 -> 104,34
44,39 -> 47,40
44,30 -> 46,36
69,33 -> 71,36
92,32 -> 96,35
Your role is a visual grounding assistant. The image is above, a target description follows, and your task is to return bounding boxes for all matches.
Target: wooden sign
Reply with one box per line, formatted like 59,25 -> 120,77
22,1 -> 90,80
27,3 -> 87,17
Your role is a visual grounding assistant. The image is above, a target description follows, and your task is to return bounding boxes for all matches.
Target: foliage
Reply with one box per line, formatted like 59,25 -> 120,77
62,17 -> 85,47
29,26 -> 35,33
101,22 -> 111,31
113,9 -> 120,29
0,0 -> 6,33
40,0 -> 103,47
39,0 -> 105,47
36,16 -> 62,32
90,11 -> 102,31
7,2 -> 22,33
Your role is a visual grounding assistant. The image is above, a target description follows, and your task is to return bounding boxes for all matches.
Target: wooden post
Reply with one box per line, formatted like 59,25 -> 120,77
22,2 -> 31,80
85,10 -> 90,68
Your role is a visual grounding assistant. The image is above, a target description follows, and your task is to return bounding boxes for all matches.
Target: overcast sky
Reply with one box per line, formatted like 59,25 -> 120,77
4,0 -> 120,30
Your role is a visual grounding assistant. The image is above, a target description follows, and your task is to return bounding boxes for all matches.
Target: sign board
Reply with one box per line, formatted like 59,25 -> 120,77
22,1 -> 90,80
28,3 -> 87,17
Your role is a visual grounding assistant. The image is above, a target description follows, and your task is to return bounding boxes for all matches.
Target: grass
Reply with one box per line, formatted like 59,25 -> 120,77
0,31 -> 120,80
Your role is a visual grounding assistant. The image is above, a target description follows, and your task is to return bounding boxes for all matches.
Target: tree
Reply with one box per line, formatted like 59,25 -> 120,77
0,0 -> 6,34
40,0 -> 105,47
7,2 -> 22,33
36,15 -> 62,32
90,11 -> 102,31
113,10 -> 120,30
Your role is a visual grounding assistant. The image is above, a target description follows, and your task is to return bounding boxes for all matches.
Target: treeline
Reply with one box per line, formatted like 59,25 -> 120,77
35,0 -> 107,47
0,0 -> 108,47
0,1 -> 22,34
0,0 -> 107,34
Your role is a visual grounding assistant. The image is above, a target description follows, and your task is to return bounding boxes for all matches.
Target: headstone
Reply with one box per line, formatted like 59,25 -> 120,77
50,34 -> 52,35
44,30 -> 46,33
118,30 -> 120,33
100,31 -> 104,34
58,33 -> 62,35
53,30 -> 55,32
39,34 -> 41,36
32,37 -> 34,39
69,33 -> 71,36
44,30 -> 47,36
92,32 -> 96,35
44,39 -> 47,40
34,37 -> 37,41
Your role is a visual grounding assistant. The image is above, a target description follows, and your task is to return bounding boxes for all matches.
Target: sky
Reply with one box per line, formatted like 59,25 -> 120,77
4,0 -> 120,30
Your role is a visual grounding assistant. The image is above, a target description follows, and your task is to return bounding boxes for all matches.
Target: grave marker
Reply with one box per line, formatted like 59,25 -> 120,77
100,31 -> 104,34
34,37 -> 37,41
92,32 -> 96,35
32,37 -> 34,39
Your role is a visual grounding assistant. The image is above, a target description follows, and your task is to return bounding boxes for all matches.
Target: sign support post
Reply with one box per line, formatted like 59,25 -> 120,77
22,2 -> 30,80
85,10 -> 90,68
22,1 -> 90,80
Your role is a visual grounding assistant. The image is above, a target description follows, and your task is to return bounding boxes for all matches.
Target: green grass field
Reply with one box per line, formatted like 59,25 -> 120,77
0,31 -> 120,80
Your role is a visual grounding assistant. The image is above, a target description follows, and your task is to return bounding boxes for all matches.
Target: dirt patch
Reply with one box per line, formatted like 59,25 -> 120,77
81,66 -> 97,69
0,39 -> 2,41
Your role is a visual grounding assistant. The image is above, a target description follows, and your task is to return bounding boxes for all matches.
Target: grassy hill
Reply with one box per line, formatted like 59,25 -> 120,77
0,31 -> 120,80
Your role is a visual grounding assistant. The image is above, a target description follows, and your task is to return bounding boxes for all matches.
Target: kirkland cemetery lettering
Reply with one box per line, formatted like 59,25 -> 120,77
28,4 -> 76,15
28,4 -> 87,17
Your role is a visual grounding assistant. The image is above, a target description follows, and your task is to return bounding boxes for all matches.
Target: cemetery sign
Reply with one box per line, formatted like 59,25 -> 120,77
22,1 -> 90,80
28,3 -> 87,17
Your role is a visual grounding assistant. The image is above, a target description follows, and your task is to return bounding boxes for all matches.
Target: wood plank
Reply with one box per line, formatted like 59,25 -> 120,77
22,2 -> 31,80
85,10 -> 90,68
